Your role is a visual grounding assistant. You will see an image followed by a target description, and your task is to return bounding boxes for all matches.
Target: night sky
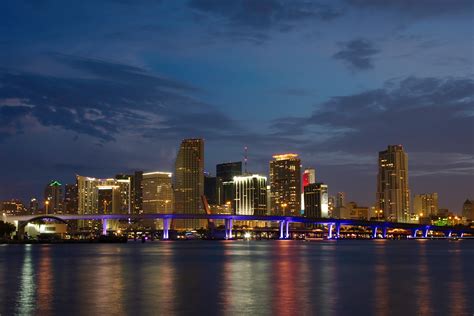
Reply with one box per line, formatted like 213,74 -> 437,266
0,0 -> 473,213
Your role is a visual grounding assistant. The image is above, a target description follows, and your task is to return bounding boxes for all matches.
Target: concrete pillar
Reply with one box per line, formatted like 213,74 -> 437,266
412,229 -> 418,238
372,226 -> 378,239
279,220 -> 285,239
285,221 -> 290,239
460,232 -> 464,238
335,223 -> 341,239
445,231 -> 452,238
225,218 -> 233,239
328,223 -> 333,239
422,226 -> 429,238
102,219 -> 107,236
163,218 -> 170,240
382,226 -> 388,239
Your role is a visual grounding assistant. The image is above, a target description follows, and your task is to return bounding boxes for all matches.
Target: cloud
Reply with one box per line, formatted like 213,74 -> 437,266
0,53 -> 238,142
188,0 -> 342,42
333,39 -> 379,71
346,0 -> 474,18
270,76 -> 474,154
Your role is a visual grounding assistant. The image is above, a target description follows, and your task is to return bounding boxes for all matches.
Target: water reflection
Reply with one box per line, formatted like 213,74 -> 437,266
373,240 -> 389,316
37,246 -> 54,315
16,245 -> 36,315
448,243 -> 467,315
317,242 -> 337,315
415,241 -> 432,316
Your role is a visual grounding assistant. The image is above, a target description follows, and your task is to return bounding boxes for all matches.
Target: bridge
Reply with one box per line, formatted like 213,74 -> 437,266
5,213 -> 473,240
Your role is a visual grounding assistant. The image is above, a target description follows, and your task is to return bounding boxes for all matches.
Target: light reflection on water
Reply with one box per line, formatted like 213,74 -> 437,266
0,240 -> 473,315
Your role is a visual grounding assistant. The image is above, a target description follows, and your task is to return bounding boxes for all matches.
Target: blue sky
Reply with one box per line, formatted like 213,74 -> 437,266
0,0 -> 473,212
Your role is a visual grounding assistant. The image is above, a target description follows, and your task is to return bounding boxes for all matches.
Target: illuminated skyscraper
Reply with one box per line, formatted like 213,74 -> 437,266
413,193 -> 438,217
142,171 -> 173,214
270,154 -> 301,216
377,145 -> 410,222
233,174 -> 267,215
304,183 -> 328,218
44,180 -> 63,214
303,168 -> 316,187
174,138 -> 205,229
216,161 -> 242,206
462,199 -> 474,221
29,198 -> 39,214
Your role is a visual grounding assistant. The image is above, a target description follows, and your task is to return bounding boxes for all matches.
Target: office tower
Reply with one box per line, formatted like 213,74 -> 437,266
29,198 -> 39,214
303,168 -> 316,187
346,202 -> 369,220
63,184 -> 78,214
336,192 -> 345,208
462,199 -> 474,221
377,145 -> 410,222
270,154 -> 301,216
204,174 -> 217,205
142,171 -> 173,214
174,138 -> 205,229
413,193 -> 439,217
328,195 -> 335,218
0,199 -> 25,215
303,183 -> 328,218
77,175 -> 131,215
116,172 -> 143,215
233,174 -> 267,215
44,180 -> 63,214
216,162 -> 242,206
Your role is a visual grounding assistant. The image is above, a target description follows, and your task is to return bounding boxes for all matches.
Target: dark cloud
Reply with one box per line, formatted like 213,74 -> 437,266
346,0 -> 474,18
271,76 -> 474,154
189,0 -> 342,42
0,54 -> 237,142
333,38 -> 379,71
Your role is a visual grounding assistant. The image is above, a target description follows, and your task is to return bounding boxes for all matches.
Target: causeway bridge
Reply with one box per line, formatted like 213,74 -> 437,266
5,213 -> 473,240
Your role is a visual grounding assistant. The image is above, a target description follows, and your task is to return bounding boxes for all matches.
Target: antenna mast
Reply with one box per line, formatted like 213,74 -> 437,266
244,146 -> 248,174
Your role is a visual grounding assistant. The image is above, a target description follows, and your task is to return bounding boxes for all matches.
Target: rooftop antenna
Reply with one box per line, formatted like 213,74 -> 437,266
244,146 -> 248,174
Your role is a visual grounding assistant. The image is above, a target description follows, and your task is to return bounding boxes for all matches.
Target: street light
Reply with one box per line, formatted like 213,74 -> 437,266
281,203 -> 288,216
45,200 -> 50,215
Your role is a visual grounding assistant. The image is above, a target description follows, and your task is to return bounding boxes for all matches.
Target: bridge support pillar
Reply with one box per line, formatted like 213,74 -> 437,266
422,226 -> 429,238
445,231 -> 452,238
102,219 -> 107,236
279,220 -> 290,239
460,232 -> 464,238
412,229 -> 418,238
335,223 -> 341,239
372,226 -> 378,239
225,219 -> 233,240
163,218 -> 170,240
327,223 -> 334,239
382,226 -> 388,239
285,221 -> 290,239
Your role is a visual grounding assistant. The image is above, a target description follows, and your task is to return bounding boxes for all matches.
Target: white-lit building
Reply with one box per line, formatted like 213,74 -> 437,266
233,175 -> 267,215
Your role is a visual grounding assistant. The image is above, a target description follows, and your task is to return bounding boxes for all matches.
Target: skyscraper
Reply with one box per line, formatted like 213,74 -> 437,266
233,174 -> 267,215
29,198 -> 39,214
462,199 -> 474,221
304,183 -> 329,218
44,180 -> 63,214
302,168 -> 316,187
204,174 -> 217,205
63,184 -> 78,214
270,154 -> 301,216
174,138 -> 205,229
216,161 -> 242,206
142,171 -> 173,214
377,145 -> 410,222
413,193 -> 439,217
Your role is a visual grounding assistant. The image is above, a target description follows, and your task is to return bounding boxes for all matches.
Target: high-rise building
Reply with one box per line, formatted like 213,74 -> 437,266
116,172 -> 143,214
142,171 -> 173,214
44,180 -> 63,214
63,184 -> 78,214
233,175 -> 267,215
216,162 -> 242,206
413,193 -> 439,217
377,145 -> 410,222
0,199 -> 26,216
270,153 -> 301,216
204,174 -> 217,205
336,192 -> 345,208
303,183 -> 329,218
29,198 -> 39,214
77,175 -> 131,215
174,138 -> 205,229
346,202 -> 369,220
462,199 -> 474,221
303,168 -> 316,187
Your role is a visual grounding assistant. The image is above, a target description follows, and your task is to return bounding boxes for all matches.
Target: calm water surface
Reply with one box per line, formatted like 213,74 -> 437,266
0,240 -> 473,315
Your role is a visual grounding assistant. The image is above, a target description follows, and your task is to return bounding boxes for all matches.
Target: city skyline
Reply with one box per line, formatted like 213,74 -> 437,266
0,1 -> 473,213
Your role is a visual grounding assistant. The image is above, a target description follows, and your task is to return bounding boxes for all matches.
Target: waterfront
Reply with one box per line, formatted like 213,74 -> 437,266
0,240 -> 473,315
